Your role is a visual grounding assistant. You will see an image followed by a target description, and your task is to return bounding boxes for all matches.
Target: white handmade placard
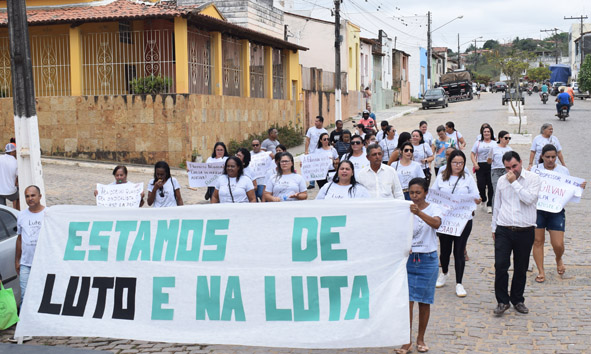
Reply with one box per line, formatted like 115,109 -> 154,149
249,152 -> 273,179
426,188 -> 477,236
187,161 -> 225,188
96,183 -> 143,208
532,168 -> 585,212
301,154 -> 333,181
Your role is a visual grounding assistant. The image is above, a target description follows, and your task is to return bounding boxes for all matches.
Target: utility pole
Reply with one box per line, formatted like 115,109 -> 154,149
472,38 -> 485,71
334,0 -> 342,122
8,0 -> 46,206
457,33 -> 460,70
565,15 -> 589,70
540,28 -> 560,64
427,11 -> 431,89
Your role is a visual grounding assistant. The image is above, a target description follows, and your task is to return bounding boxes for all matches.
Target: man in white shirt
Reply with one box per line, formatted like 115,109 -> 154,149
491,151 -> 541,316
305,116 -> 328,189
0,143 -> 19,209
356,144 -> 404,200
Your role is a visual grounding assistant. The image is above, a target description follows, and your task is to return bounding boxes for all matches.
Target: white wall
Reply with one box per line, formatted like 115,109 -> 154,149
382,36 -> 393,90
360,41 -> 373,89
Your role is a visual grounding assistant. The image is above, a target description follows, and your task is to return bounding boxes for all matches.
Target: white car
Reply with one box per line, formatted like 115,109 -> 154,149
0,204 -> 20,301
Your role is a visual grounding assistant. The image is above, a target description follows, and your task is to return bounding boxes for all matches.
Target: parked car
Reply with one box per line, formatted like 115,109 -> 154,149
502,88 -> 525,106
479,84 -> 487,92
0,205 -> 20,301
422,88 -> 448,109
551,81 -> 566,96
491,82 -> 507,93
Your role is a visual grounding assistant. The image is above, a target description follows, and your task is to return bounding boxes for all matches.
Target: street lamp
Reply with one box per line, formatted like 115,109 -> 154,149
458,36 -> 483,70
428,13 -> 463,89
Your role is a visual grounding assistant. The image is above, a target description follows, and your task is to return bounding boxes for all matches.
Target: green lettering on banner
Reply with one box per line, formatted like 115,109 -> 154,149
291,217 -> 318,262
115,221 -> 137,261
220,276 -> 246,321
320,276 -> 348,321
202,220 -> 229,261
292,276 -> 320,321
176,220 -> 204,261
128,221 -> 151,261
64,222 -> 89,261
344,276 -> 370,320
196,276 -> 221,320
88,221 -> 113,261
152,277 -> 175,320
153,220 -> 180,261
264,276 -> 292,321
320,216 -> 347,261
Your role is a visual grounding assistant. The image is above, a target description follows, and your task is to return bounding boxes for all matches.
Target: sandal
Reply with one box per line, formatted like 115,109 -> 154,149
535,274 -> 545,283
557,265 -> 566,275
464,250 -> 469,262
417,343 -> 430,352
395,343 -> 413,354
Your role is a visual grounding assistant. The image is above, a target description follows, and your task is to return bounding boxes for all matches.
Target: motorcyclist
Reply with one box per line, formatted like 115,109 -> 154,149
565,85 -> 575,104
541,83 -> 549,94
555,87 -> 571,116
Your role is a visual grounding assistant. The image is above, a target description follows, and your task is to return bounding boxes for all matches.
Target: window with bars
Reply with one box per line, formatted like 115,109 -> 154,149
272,48 -> 285,100
222,36 -> 242,97
188,28 -> 212,95
250,44 -> 265,98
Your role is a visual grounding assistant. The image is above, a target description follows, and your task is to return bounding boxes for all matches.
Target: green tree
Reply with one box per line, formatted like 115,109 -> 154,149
527,66 -> 551,82
579,56 -> 591,93
483,39 -> 500,50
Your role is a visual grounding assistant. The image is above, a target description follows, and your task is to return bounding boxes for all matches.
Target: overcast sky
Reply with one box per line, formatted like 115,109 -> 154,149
287,0 -> 590,51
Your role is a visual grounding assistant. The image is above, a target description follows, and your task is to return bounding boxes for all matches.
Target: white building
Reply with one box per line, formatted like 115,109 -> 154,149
569,23 -> 591,79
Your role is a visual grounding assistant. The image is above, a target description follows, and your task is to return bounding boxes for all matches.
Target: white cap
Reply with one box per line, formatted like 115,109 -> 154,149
5,143 -> 15,153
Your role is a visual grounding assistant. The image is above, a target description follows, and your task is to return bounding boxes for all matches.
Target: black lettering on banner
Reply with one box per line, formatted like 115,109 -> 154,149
92,277 -> 115,318
62,276 -> 91,317
113,277 -> 136,320
38,274 -> 62,315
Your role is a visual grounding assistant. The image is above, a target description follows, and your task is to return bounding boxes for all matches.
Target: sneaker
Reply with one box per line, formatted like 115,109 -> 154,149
487,206 -> 492,214
456,283 -> 467,297
307,185 -> 314,190
435,273 -> 449,288
8,336 -> 33,343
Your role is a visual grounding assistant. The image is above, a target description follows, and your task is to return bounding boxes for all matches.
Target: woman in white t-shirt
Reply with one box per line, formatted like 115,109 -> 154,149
148,161 -> 183,207
205,142 -> 229,201
236,148 -> 258,189
314,132 -> 339,189
470,125 -> 496,213
211,156 -> 256,203
397,177 -> 443,354
393,142 -> 425,200
432,150 -> 481,298
387,132 -> 411,165
411,130 -> 434,184
93,165 -> 145,207
264,152 -> 308,202
341,135 -> 369,174
487,130 -> 513,205
316,160 -> 370,200
419,120 -> 434,147
379,125 -> 398,164
528,123 -> 566,169
445,121 -> 466,150
532,144 -> 586,283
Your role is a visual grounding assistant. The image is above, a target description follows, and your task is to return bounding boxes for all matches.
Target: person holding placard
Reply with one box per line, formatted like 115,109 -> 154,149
471,125 -> 496,214
528,123 -> 566,169
204,142 -> 229,200
211,157 -> 256,204
305,116 -> 328,189
532,145 -> 586,283
392,142 -> 425,200
487,130 -> 513,205
396,178 -> 443,354
315,160 -> 370,200
432,150 -> 481,297
379,125 -> 398,164
341,135 -> 370,175
432,125 -> 456,176
387,132 -> 412,166
263,152 -> 308,202
94,165 -> 144,207
314,132 -> 339,189
147,161 -> 183,207
411,130 -> 434,185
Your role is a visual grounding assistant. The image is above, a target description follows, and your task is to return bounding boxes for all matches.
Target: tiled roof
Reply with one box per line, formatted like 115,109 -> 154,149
0,0 -> 191,26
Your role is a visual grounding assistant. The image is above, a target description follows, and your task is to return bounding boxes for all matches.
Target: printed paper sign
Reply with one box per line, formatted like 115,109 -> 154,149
301,154 -> 333,181
16,200 -> 413,348
249,152 -> 273,179
187,161 -> 225,188
96,183 -> 143,208
426,189 -> 477,236
532,168 -> 585,212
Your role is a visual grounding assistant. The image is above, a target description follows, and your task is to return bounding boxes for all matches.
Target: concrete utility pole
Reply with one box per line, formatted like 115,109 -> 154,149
540,28 -> 560,64
473,38 -> 485,71
426,11 -> 431,89
7,0 -> 46,205
565,15 -> 589,68
458,33 -> 461,69
334,0 -> 342,122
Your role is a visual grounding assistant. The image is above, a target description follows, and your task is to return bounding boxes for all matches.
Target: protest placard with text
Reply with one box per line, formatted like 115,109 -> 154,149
532,168 -> 585,212
301,154 -> 333,181
187,161 -> 225,188
249,152 -> 273,179
96,183 -> 143,208
426,189 -> 477,236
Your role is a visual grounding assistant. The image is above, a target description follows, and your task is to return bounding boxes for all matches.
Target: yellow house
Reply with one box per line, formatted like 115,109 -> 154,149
346,21 -> 360,93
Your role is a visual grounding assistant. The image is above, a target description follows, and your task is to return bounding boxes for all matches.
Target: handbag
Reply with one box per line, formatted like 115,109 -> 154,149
0,282 -> 19,330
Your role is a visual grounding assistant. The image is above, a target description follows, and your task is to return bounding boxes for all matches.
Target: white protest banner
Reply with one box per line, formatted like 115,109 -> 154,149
532,168 -> 585,212
301,154 -> 333,181
426,189 -> 477,236
96,183 -> 143,208
187,161 -> 224,188
249,152 -> 273,179
16,200 -> 412,349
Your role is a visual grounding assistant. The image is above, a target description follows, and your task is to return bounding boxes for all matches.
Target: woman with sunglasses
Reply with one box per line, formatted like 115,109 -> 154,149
314,132 -> 339,189
211,156 -> 256,203
316,160 -> 370,199
147,161 -> 183,207
341,135 -> 370,174
379,125 -> 398,164
471,125 -> 496,214
432,150 -> 480,297
263,152 -> 308,202
387,131 -> 412,165
393,142 -> 425,200
487,130 -> 512,205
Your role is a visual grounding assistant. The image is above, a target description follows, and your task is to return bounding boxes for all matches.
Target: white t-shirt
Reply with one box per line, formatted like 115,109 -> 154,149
341,154 -> 370,175
447,130 -> 463,142
412,203 -> 443,253
432,173 -> 479,198
17,208 -> 45,267
0,154 -> 18,195
531,135 -> 562,165
376,130 -> 388,142
266,173 -> 307,201
412,142 -> 433,169
379,136 -> 399,162
306,127 -> 328,154
488,145 -> 513,169
534,163 -> 570,176
471,140 -> 496,163
422,131 -> 434,147
316,183 -> 370,200
315,147 -> 339,170
148,177 -> 180,207
393,161 -> 425,189
213,175 -> 254,203
206,156 -> 228,163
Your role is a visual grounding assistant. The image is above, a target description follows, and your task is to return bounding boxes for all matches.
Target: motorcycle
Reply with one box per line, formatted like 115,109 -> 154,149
557,105 -> 569,121
541,92 -> 548,104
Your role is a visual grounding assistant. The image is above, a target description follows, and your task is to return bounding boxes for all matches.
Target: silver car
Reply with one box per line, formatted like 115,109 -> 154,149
0,204 -> 20,300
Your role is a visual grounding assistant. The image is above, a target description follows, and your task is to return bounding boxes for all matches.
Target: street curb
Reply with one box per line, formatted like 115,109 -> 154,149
40,157 -> 156,174
387,107 -> 419,121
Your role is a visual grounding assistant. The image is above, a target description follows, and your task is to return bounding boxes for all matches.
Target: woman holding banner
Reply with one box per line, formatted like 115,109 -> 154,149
341,135 -> 369,174
314,133 -> 339,189
432,150 -> 481,297
396,177 -> 443,354
263,152 -> 308,202
211,156 -> 256,204
393,142 -> 425,200
94,165 -> 144,207
532,144 -> 586,283
316,160 -> 369,199
147,161 -> 183,207
204,142 -> 229,200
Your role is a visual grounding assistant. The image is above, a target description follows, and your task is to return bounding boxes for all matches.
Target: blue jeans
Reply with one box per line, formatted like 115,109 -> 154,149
556,103 -> 570,114
20,264 -> 31,306
256,184 -> 265,201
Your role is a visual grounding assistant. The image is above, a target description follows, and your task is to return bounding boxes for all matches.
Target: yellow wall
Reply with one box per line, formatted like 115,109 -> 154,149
198,4 -> 225,20
346,22 -> 361,92
211,32 -> 223,96
174,17 -> 189,94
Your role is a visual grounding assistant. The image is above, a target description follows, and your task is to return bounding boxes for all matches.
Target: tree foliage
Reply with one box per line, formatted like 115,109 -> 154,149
473,72 -> 492,84
579,56 -> 591,93
527,66 -> 551,82
483,40 -> 500,50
